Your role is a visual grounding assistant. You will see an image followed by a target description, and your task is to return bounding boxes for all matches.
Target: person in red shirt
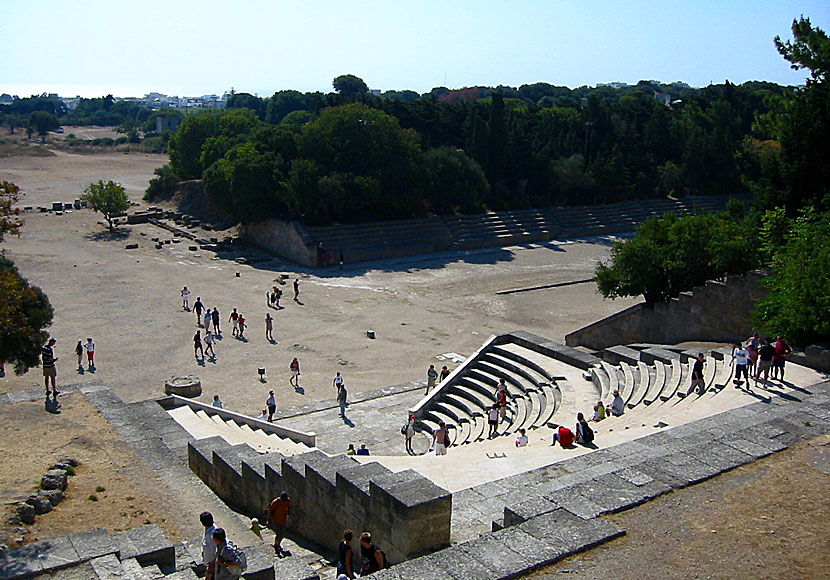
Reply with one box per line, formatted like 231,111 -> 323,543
772,336 -> 792,381
553,425 -> 575,447
266,492 -> 291,555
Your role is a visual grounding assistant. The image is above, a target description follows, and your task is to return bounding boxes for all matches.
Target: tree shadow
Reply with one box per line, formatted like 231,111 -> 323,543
83,229 -> 130,242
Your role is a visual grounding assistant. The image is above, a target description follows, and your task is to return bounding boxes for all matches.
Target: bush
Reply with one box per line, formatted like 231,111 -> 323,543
88,494 -> 98,502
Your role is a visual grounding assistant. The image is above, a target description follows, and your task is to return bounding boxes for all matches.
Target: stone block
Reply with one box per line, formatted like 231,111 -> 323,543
67,528 -> 118,561
271,556 -> 314,580
41,468 -> 68,491
123,525 -> 175,569
0,543 -> 44,579
459,533 -> 537,578
16,502 -> 35,524
423,544 -> 495,579
36,535 -> 81,571
520,514 -> 625,554
720,438 -> 775,460
503,496 -> 558,527
683,442 -> 754,473
90,553 -> 124,579
26,494 -> 52,514
545,486 -> 604,519
613,467 -> 654,487
492,526 -> 564,568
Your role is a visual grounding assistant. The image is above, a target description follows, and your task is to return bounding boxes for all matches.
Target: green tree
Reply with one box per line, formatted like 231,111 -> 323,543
0,256 -> 54,375
775,16 -> 830,82
81,180 -> 130,232
423,147 -> 489,214
0,181 -> 23,243
332,75 -> 369,100
144,165 -> 180,201
29,110 -> 59,140
203,142 -> 280,224
755,208 -> 830,344
116,118 -> 141,143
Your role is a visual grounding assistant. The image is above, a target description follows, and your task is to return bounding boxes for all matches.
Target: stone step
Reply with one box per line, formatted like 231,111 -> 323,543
628,362 -> 652,408
643,360 -> 667,405
660,358 -> 683,401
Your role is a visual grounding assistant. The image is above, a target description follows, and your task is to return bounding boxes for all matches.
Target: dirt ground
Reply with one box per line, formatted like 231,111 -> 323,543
528,434 -> 830,580
0,394 -> 195,548
0,147 -> 637,419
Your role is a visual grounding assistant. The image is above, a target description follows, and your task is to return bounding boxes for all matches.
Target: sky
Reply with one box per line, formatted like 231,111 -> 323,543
2,0 -> 828,98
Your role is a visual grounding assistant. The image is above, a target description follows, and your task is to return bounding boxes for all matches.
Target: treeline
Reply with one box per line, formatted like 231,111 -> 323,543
159,74 -> 791,225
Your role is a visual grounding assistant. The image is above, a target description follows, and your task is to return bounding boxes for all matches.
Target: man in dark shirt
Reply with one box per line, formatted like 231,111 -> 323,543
685,353 -> 706,396
755,338 -> 776,389
42,338 -> 59,398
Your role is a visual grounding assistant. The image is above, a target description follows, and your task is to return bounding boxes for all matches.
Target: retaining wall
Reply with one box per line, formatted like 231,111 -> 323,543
565,272 -> 766,350
188,439 -> 451,564
244,218 -> 316,266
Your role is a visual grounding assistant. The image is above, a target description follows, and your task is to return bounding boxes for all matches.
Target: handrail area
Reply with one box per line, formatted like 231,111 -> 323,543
156,395 -> 317,447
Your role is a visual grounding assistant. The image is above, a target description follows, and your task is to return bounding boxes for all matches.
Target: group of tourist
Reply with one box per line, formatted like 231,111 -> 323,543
732,332 -> 792,390
338,529 -> 387,578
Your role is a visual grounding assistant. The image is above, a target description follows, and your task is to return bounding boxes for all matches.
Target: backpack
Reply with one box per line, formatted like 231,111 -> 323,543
220,540 -> 247,577
581,422 -> 594,444
400,424 -> 408,435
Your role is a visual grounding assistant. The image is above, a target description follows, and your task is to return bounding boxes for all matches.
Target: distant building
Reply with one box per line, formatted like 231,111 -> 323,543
156,116 -> 183,133
653,91 -> 672,106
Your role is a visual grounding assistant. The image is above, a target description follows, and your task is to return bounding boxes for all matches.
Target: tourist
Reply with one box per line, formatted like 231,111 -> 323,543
609,389 -> 624,416
194,331 -> 204,360
204,331 -> 216,359
212,395 -> 223,409
403,413 -> 416,453
755,338 -> 775,389
346,444 -> 356,455
333,372 -> 345,391
269,287 -> 278,309
487,404 -> 500,437
433,421 -> 449,455
356,444 -> 370,456
266,491 -> 291,555
337,380 -> 348,418
266,390 -> 277,422
250,518 -> 264,540
439,365 -> 450,382
200,511 -> 217,580
212,527 -> 244,578
746,331 -> 760,373
772,335 -> 792,381
575,412 -> 594,445
229,308 -> 239,336
425,364 -> 438,394
211,307 -> 221,335
84,337 -> 95,370
237,314 -> 246,338
293,278 -> 300,301
515,428 -> 528,447
289,358 -> 300,388
589,401 -> 605,422
275,286 -> 282,308
684,353 -> 706,396
358,532 -> 385,575
265,313 -> 274,341
203,308 -> 212,331
732,342 -> 750,387
194,296 -> 204,325
256,409 -> 268,421
338,530 -> 355,579
42,338 -> 59,398
181,286 -> 191,310
497,387 -> 509,424
553,425 -> 575,447
75,340 -> 83,371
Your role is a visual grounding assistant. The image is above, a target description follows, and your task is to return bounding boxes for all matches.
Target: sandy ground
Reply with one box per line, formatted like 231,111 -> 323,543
528,434 -> 830,580
0,149 -> 638,420
0,394 -> 193,548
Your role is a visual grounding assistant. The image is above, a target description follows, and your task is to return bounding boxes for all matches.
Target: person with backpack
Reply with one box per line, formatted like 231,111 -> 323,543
575,412 -> 594,445
200,511 -> 217,580
338,529 -> 355,579
212,527 -> 246,579
359,532 -> 386,575
402,414 -> 415,453
433,421 -> 449,455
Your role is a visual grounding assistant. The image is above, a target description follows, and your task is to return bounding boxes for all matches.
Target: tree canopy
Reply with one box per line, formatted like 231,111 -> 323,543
82,180 -> 130,231
0,181 -> 23,243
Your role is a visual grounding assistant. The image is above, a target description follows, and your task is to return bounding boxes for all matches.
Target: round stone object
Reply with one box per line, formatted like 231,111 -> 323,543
165,375 -> 202,398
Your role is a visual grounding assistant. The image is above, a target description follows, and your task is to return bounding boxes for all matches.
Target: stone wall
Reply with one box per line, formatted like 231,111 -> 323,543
565,272 -> 766,351
188,438 -> 451,564
244,218 -> 315,266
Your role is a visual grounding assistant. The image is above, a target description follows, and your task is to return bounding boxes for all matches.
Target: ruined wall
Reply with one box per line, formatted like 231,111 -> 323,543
188,439 -> 451,564
243,219 -> 315,266
565,272 -> 766,350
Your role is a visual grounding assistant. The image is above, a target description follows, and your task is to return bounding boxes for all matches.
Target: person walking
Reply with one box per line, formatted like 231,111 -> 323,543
685,353 -> 706,396
204,331 -> 216,359
358,533 -> 385,575
337,381 -> 348,418
203,308 -> 212,331
293,278 -> 300,301
487,404 -> 500,438
194,331 -> 204,360
75,340 -> 83,371
194,297 -> 204,326
229,308 -> 239,336
266,492 -> 291,555
772,336 -> 792,381
211,307 -> 221,335
266,390 -> 276,422
755,338 -> 776,389
200,511 -> 217,580
439,365 -> 450,382
338,530 -> 355,579
265,313 -> 274,341
403,414 -> 415,453
746,331 -> 760,374
237,314 -> 246,339
84,337 -> 95,370
42,338 -> 59,399
433,421 -> 449,455
732,342 -> 750,387
181,286 -> 191,310
425,365 -> 438,394
497,387 -> 509,424
212,528 -> 244,578
212,395 -> 223,408
289,358 -> 300,388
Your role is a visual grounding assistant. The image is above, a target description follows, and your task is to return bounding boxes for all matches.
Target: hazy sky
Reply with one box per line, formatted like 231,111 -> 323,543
3,1 -> 828,98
